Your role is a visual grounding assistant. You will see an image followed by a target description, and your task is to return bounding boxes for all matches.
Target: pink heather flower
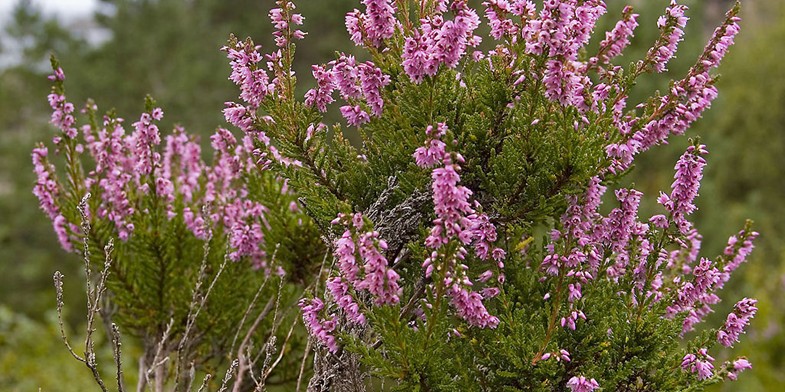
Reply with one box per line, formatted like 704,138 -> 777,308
345,10 -> 364,45
447,283 -> 500,328
332,54 -> 362,99
32,146 -> 60,222
401,2 -> 481,83
560,309 -> 586,330
483,1 -> 535,40
413,124 -> 448,167
660,144 -> 707,234
523,0 -> 605,61
269,1 -> 306,47
727,358 -> 752,381
162,127 -> 204,203
617,7 -> 740,161
299,298 -> 338,353
682,348 -> 715,381
543,60 -> 589,108
346,0 -> 398,47
597,6 -> 639,64
226,201 -> 268,269
130,109 -> 163,177
52,214 -> 73,252
223,102 -> 254,132
355,231 -> 401,305
566,376 -> 600,392
648,1 -> 689,73
47,93 -> 78,139
309,55 -> 389,125
717,298 -> 757,347
340,105 -> 371,127
304,64 -> 336,112
416,123 -> 504,328
603,188 -> 644,277
358,61 -> 390,117
667,257 -> 722,334
331,213 -> 401,305
720,229 -> 757,286
224,40 -> 271,109
327,277 -> 366,325
48,67 -> 65,81
699,8 -> 741,72
183,207 -> 208,240
335,230 -> 361,283
401,32 -> 438,84
82,118 -> 136,239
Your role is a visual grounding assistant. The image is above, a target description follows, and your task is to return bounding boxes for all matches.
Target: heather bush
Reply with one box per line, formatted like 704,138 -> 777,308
33,1 -> 758,390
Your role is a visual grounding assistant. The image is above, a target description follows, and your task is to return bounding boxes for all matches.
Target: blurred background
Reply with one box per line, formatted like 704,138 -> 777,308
0,0 -> 782,390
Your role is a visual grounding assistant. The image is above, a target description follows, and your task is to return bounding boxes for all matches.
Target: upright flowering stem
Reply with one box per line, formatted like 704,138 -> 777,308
415,123 -> 505,330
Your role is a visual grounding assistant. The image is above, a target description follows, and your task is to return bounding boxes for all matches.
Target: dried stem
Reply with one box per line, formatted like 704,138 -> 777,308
218,359 -> 239,392
296,337 -> 313,392
230,244 -> 280,356
111,323 -> 126,392
174,218 -> 215,391
196,374 -> 212,392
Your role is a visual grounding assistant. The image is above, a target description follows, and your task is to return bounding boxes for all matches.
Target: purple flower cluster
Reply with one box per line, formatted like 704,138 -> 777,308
727,358 -> 752,381
520,0 -> 607,108
331,212 -> 402,306
269,1 -> 306,48
606,6 -> 740,172
37,65 -> 286,271
415,123 -> 505,328
595,6 -> 638,65
648,1 -> 689,73
47,93 -> 78,140
130,109 -> 163,177
682,348 -> 715,381
523,0 -> 606,60
223,39 -> 271,129
32,146 -> 72,251
720,227 -> 758,285
327,277 -> 366,325
566,376 -> 600,392
482,0 -> 536,40
299,298 -> 338,352
345,0 -> 398,47
542,139 -> 753,339
668,257 -> 722,334
657,144 -> 707,234
305,54 -> 390,126
298,212 -> 402,352
402,1 -> 482,83
717,298 -> 757,347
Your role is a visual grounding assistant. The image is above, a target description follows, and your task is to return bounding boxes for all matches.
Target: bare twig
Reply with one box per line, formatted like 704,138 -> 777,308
111,323 -> 126,392
55,192 -> 109,392
232,297 -> 275,392
145,317 -> 175,391
174,218 -> 214,391
264,317 -> 299,379
54,271 -> 84,362
296,338 -> 313,392
229,244 -> 280,356
196,374 -> 212,392
218,359 -> 239,392
183,363 -> 196,392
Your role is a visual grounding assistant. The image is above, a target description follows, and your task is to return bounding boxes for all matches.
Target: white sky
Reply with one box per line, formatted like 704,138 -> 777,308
0,0 -> 98,20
